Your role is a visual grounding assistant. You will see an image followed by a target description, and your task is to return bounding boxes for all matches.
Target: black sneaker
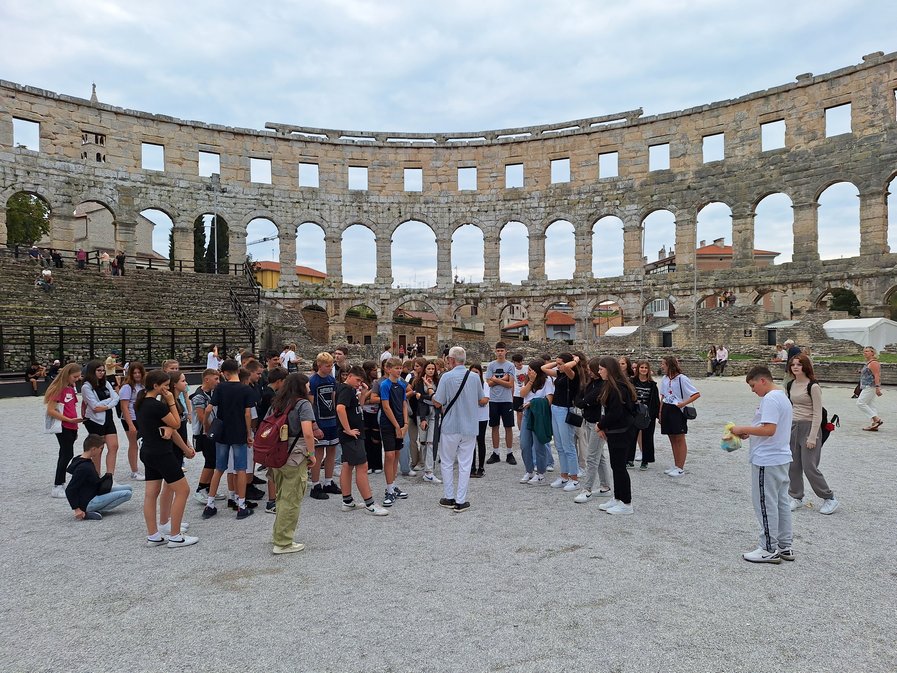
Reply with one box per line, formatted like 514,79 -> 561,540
383,491 -> 396,507
640,461 -> 649,471
626,461 -> 635,469
453,501 -> 471,513
393,486 -> 409,499
202,505 -> 217,519
251,475 -> 266,485
245,485 -> 265,501
439,497 -> 456,509
477,467 -> 485,477
236,506 -> 254,519
227,498 -> 238,510
485,453 -> 501,465
470,469 -> 481,478
505,454 -> 517,466
310,484 -> 329,500
323,481 -> 342,495
265,501 -> 276,514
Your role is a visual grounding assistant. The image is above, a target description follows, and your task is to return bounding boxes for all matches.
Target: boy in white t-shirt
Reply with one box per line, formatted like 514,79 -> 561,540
731,366 -> 794,565
510,353 -> 530,429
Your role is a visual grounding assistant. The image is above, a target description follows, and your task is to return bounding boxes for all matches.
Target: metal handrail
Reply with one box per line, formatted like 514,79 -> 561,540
228,288 -> 257,353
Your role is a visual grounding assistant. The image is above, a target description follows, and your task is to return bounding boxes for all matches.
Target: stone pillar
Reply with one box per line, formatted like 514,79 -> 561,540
377,320 -> 394,351
859,188 -> 889,256
436,233 -> 452,287
0,207 -> 7,247
483,230 -> 500,283
574,224 -> 593,280
483,304 -> 501,343
436,319 -> 453,348
674,211 -> 696,270
228,224 -> 247,272
622,218 -> 643,274
115,220 -> 137,258
730,208 -> 755,267
50,213 -> 77,251
528,228 -> 547,281
328,315 -> 347,340
278,230 -> 297,287
528,306 -> 546,342
376,232 -> 392,286
324,233 -> 343,283
791,202 -> 820,263
171,223 -> 194,271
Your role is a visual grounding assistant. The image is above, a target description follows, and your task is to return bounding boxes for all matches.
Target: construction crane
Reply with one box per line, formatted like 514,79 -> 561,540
247,234 -> 279,246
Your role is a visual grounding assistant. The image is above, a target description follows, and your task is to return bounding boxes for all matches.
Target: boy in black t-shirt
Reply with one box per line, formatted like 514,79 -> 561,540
336,366 -> 389,516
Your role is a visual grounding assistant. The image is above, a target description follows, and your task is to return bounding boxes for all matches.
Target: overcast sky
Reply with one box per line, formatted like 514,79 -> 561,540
3,0 -> 895,285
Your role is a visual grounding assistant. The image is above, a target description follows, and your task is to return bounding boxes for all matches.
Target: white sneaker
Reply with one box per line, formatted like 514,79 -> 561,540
130,471 -> 145,481
546,465 -> 555,472
595,488 -> 613,497
819,498 -> 840,515
365,504 -> 390,516
667,467 -> 684,478
341,501 -> 360,511
159,521 -> 190,535
574,490 -> 592,503
166,534 -> 199,549
194,490 -> 209,505
598,498 -> 620,511
563,480 -> 580,492
663,466 -> 678,475
742,547 -> 781,564
634,451 -> 642,461
606,502 -> 634,515
272,542 -> 305,554
413,464 -> 426,472
519,472 -> 533,484
789,497 -> 806,511
404,470 -> 418,477
423,472 -> 442,484
51,485 -> 67,499
550,477 -> 568,488
527,474 -> 546,486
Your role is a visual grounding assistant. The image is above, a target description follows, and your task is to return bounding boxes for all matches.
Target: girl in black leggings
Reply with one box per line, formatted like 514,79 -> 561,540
45,363 -> 86,498
469,363 -> 489,477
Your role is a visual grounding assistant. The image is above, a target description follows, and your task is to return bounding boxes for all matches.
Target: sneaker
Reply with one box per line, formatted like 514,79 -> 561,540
322,481 -> 342,495
341,500 -> 360,511
246,485 -> 266,500
789,496 -> 806,511
310,484 -> 329,500
423,472 -> 443,484
214,492 -> 227,501
439,497 -> 456,509
626,461 -> 635,469
413,463 -> 426,472
777,547 -> 795,562
519,472 -> 533,484
130,471 -> 146,481
166,534 -> 199,549
667,468 -> 685,478
476,467 -> 484,477
742,547 -> 782,564
527,474 -> 546,486
272,542 -> 305,555
486,453 -> 501,465
383,491 -> 396,507
546,464 -> 555,472
596,488 -> 612,497
550,477 -> 568,488
598,498 -> 620,511
51,485 -> 67,499
402,470 -> 418,478
373,469 -> 383,474
453,501 -> 471,513
146,536 -> 168,547
393,486 -> 409,499
194,490 -> 209,505
574,490 -> 592,503
505,454 -> 517,466
820,498 -> 840,515
663,466 -> 678,475
634,451 -> 642,461
202,506 -> 217,519
606,502 -> 634,515
159,521 -> 189,536
639,462 -> 649,471
563,480 -> 580,492
236,506 -> 254,519
365,503 -> 390,516
84,511 -> 102,520
265,502 -> 277,514
251,475 -> 266,486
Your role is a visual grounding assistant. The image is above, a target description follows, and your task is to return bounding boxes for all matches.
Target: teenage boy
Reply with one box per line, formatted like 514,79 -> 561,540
242,359 -> 268,500
336,366 -> 389,516
485,342 -> 517,465
261,351 -> 283,387
66,434 -> 133,520
204,359 -> 256,520
191,368 -> 222,504
511,353 -> 529,429
333,345 -> 350,381
309,352 -> 342,500
379,357 -> 409,507
731,366 -> 794,564
257,367 -> 288,513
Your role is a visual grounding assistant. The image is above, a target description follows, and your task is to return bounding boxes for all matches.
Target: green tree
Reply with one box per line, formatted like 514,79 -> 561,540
829,288 -> 861,316
203,215 -> 229,274
168,227 -> 175,270
6,192 -> 51,246
192,216 -> 207,273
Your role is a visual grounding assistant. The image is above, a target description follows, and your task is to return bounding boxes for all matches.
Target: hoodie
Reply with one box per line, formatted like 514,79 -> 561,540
65,456 -> 100,511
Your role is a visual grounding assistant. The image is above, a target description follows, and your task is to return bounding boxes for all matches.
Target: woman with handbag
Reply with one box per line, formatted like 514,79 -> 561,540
594,356 -> 638,515
659,356 -> 700,477
631,360 -> 660,470
572,358 -> 613,503
45,363 -> 85,498
81,360 -> 121,477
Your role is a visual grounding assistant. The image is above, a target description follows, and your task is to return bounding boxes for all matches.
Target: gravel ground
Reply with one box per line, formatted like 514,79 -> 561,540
2,377 -> 895,673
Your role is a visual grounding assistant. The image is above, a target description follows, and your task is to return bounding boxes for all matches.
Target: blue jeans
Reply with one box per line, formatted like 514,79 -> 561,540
520,410 -> 549,474
86,484 -> 133,513
551,405 -> 578,476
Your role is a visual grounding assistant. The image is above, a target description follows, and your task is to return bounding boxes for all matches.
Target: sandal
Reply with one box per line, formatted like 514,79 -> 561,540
872,419 -> 884,429
862,425 -> 878,431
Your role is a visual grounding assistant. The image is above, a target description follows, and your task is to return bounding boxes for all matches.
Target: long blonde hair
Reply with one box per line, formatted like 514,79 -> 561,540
44,363 -> 81,404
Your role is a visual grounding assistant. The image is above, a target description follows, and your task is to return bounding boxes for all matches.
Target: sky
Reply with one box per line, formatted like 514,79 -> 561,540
3,0 -> 896,286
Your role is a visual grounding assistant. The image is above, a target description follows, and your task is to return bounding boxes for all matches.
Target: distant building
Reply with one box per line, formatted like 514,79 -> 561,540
253,261 -> 326,289
644,237 -> 779,275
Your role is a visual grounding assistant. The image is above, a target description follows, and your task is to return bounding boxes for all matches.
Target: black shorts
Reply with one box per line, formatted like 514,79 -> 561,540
512,396 -> 524,412
339,436 -> 367,466
660,404 -> 688,436
196,434 -> 215,470
488,401 -> 515,427
84,411 -> 116,437
141,447 -> 185,484
380,425 -> 402,452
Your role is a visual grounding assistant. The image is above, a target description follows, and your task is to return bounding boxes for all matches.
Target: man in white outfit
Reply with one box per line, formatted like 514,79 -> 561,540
432,346 -> 482,513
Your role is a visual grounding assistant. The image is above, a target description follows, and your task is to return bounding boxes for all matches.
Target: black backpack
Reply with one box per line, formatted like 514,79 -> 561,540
785,380 -> 839,446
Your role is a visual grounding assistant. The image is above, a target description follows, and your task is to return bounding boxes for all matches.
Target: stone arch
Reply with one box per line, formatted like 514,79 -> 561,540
883,284 -> 897,321
754,193 -> 793,264
138,208 -> 176,261
392,298 -> 439,356
696,201 -> 733,255
342,223 -> 377,285
192,211 -> 230,273
344,303 -> 379,346
5,190 -> 52,248
499,220 -> 529,284
641,209 -> 677,270
544,219 -> 575,280
391,219 -> 437,288
300,302 -> 330,343
294,220 -> 325,274
817,181 -> 860,260
452,300 -> 486,340
241,209 -> 280,230
539,296 -> 578,341
590,296 -> 626,339
591,215 -> 624,278
643,294 -> 675,319
449,216 -> 487,236
814,286 -> 862,316
498,300 -> 530,342
751,287 -> 793,316
450,223 -> 484,283
246,216 -> 280,263
73,199 -> 117,255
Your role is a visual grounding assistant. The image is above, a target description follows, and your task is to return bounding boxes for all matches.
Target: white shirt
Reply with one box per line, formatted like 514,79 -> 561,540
748,389 -> 793,466
660,374 -> 698,405
524,376 -> 555,406
716,347 -> 728,362
206,352 -> 221,369
280,350 -> 297,368
478,381 -> 490,422
512,364 -> 530,397
379,350 -> 392,363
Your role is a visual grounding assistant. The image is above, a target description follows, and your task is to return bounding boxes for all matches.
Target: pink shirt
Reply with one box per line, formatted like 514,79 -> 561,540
57,386 -> 78,430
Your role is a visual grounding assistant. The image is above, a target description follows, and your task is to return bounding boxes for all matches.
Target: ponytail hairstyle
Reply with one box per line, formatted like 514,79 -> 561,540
135,369 -> 170,411
572,351 -> 589,383
44,363 -> 81,404
598,356 -> 637,406
271,373 -> 310,415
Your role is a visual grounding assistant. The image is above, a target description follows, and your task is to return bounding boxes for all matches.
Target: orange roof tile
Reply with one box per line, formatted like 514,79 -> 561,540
545,310 -> 576,326
255,261 -> 327,278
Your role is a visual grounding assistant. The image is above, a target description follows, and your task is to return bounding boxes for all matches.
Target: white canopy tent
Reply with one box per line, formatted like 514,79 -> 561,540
822,318 -> 897,351
604,326 -> 639,337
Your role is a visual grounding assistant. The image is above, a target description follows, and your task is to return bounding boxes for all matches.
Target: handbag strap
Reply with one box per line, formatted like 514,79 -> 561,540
441,370 -> 471,419
677,376 -> 692,409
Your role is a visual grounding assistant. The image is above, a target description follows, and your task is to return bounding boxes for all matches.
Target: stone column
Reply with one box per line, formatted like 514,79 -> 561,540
622,218 -> 643,274
436,233 -> 452,287
50,213 -> 78,251
278,230 -> 297,287
0,207 -> 7,247
674,211 -> 696,270
791,202 -> 820,263
483,230 -> 500,283
528,228 -> 547,281
171,223 -> 194,271
730,208 -> 755,267
528,305 -> 546,342
574,224 -> 593,280
483,304 -> 501,343
377,320 -> 395,351
324,233 -> 343,283
115,220 -> 137,258
859,188 -> 889,256
436,319 -> 453,348
375,232 -> 393,286
228,224 -> 248,272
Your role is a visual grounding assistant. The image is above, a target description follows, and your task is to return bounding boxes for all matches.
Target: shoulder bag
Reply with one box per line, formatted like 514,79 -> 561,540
678,378 -> 697,420
45,403 -> 63,434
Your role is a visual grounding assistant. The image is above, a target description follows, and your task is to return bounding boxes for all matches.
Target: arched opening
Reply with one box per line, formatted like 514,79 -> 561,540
453,302 -> 485,340
342,224 -> 376,285
192,213 -> 229,274
754,193 -> 793,264
644,296 -> 674,319
301,304 -> 329,343
696,202 -> 733,267
451,224 -> 484,283
816,288 -> 861,316
295,221 -> 326,278
345,304 -> 378,346
753,289 -> 792,317
642,210 -> 676,273
499,303 -> 529,341
592,216 -> 623,278
697,292 -> 725,309
139,208 -> 174,268
246,218 -> 280,263
6,191 -> 51,248
392,220 -> 436,288
545,220 -> 575,280
590,300 -> 624,339
887,176 -> 897,253
73,200 -> 116,256
393,300 -> 438,356
499,221 -> 528,284
884,286 -> 897,321
818,182 -> 860,260
545,300 -> 577,341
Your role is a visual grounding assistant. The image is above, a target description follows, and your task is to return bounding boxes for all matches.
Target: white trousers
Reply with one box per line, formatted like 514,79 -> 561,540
856,386 -> 878,419
439,433 -> 476,504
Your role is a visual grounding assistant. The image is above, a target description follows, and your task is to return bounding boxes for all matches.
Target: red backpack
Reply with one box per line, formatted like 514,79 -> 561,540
254,402 -> 301,468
